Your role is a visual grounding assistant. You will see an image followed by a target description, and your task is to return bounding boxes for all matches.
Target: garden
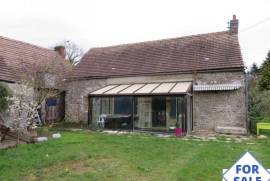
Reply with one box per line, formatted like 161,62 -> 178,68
1,51 -> 270,181
0,130 -> 270,181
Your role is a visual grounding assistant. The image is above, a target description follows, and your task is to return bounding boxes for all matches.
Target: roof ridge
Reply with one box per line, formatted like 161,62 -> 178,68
89,30 -> 229,51
0,35 -> 56,53
71,29 -> 243,79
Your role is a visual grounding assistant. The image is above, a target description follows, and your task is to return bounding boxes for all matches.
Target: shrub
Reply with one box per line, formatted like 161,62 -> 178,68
0,83 -> 11,112
248,73 -> 270,133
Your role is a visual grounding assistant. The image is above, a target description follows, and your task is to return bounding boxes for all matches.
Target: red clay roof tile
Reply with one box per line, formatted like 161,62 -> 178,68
0,36 -> 65,82
70,31 -> 244,79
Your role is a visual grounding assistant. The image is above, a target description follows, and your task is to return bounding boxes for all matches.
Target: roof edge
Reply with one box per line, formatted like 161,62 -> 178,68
67,67 -> 245,82
0,35 -> 56,53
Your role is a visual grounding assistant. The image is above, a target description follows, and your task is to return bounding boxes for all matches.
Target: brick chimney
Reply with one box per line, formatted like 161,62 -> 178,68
229,15 -> 239,34
54,46 -> 65,58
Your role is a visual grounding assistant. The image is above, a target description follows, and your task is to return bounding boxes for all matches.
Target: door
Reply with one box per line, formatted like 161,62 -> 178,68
45,92 -> 65,123
46,98 -> 57,123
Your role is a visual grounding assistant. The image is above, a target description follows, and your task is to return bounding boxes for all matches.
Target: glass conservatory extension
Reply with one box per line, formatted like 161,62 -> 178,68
88,82 -> 193,133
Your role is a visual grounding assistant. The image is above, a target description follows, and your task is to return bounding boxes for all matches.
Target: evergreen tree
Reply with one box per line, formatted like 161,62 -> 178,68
250,62 -> 260,75
258,51 -> 270,91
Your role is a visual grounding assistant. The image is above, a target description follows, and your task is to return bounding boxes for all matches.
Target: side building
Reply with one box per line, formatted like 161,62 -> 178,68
0,36 -> 67,124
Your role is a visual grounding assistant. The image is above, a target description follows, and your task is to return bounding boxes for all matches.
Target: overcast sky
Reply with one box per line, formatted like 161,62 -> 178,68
0,0 -> 270,68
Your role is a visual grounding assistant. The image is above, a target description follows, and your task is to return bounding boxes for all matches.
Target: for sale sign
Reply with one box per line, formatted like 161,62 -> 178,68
223,152 -> 270,181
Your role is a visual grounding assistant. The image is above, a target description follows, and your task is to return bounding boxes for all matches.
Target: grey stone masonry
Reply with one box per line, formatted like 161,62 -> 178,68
193,71 -> 246,133
65,74 -> 194,123
65,79 -> 107,123
65,71 -> 247,134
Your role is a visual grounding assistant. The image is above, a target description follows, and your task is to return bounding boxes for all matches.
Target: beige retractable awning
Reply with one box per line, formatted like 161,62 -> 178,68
193,84 -> 242,91
90,82 -> 192,96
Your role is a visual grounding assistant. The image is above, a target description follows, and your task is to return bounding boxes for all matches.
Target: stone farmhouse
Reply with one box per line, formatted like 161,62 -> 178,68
66,15 -> 247,135
0,15 -> 247,135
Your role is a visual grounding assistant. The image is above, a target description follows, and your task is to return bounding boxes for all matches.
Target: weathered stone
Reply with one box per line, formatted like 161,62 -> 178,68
215,126 -> 247,135
65,71 -> 247,135
193,71 -> 247,134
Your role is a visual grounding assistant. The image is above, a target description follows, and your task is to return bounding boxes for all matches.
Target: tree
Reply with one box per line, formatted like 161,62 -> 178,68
3,54 -> 71,141
248,51 -> 270,133
249,63 -> 260,76
258,51 -> 270,91
55,40 -> 84,65
5,85 -> 38,144
19,54 -> 71,109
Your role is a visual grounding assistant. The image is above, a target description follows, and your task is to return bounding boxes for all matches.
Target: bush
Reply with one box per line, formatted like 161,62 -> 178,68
248,72 -> 270,133
249,52 -> 270,133
250,116 -> 270,133
0,83 -> 11,112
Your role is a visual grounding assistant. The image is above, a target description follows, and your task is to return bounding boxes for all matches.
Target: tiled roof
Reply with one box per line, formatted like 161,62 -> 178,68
0,36 -> 65,82
70,31 -> 244,79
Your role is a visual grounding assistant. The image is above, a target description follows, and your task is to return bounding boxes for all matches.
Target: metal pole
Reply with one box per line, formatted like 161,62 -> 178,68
132,96 -> 135,132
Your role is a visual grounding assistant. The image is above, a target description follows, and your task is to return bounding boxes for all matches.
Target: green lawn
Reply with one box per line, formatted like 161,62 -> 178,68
0,131 -> 269,181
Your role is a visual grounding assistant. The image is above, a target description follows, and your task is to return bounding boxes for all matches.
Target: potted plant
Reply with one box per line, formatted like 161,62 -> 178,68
175,121 -> 182,138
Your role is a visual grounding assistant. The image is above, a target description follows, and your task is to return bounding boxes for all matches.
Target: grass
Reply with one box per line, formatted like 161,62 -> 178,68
0,130 -> 270,181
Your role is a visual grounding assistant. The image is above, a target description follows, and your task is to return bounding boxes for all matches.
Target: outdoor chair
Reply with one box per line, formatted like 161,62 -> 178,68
97,114 -> 106,129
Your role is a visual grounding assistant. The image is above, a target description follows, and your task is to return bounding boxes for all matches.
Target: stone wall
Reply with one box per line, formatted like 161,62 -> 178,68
193,71 -> 247,132
65,74 -> 193,123
65,79 -> 107,123
65,71 -> 247,133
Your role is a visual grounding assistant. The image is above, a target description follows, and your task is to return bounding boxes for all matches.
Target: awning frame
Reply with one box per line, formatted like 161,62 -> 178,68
89,81 -> 193,96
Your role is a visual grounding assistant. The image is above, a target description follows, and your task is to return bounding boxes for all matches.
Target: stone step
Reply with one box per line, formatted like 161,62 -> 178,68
215,126 -> 247,135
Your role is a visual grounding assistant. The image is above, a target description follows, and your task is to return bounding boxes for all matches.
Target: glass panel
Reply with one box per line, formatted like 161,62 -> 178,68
90,95 -> 188,132
91,97 -> 101,127
105,84 -> 130,94
134,96 -> 178,132
119,84 -> 145,94
134,97 -> 152,129
152,97 -> 166,128
152,83 -> 176,93
114,97 -> 133,114
109,97 -> 114,114
90,85 -> 117,94
170,82 -> 191,93
166,97 -> 177,131
177,97 -> 186,131
135,83 -> 160,94
91,96 -> 133,130
101,97 -> 110,114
